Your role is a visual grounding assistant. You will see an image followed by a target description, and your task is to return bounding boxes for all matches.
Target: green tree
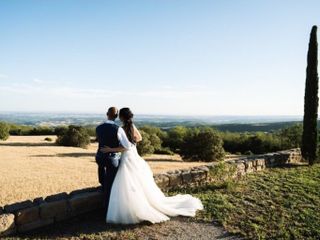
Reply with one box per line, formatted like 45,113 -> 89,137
136,130 -> 162,155
181,128 -> 225,162
0,122 -> 10,141
302,26 -> 319,165
140,125 -> 167,140
56,125 -> 90,148
245,133 -> 281,154
163,126 -> 188,152
278,124 -> 303,149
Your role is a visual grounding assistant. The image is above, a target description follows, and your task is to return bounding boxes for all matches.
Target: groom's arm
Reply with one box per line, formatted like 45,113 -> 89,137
100,128 -> 133,153
101,145 -> 126,153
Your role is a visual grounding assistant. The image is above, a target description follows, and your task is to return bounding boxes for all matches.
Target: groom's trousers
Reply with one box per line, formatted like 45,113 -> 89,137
104,159 -> 118,216
97,163 -> 106,189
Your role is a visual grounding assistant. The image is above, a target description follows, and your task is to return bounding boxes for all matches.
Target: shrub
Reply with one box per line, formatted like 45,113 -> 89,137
162,126 -> 188,152
8,124 -> 55,136
29,126 -> 55,135
181,128 -> 225,162
136,130 -> 162,156
84,126 -> 96,137
140,125 -> 167,140
154,147 -> 175,155
0,122 -> 10,141
8,124 -> 37,135
56,125 -> 90,148
54,126 -> 68,135
8,124 -> 32,135
277,124 -> 302,149
222,131 -> 282,154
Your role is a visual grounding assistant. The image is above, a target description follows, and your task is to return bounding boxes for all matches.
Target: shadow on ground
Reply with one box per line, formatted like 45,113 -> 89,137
0,142 -> 56,147
144,158 -> 182,163
31,153 -> 96,158
12,210 -> 241,240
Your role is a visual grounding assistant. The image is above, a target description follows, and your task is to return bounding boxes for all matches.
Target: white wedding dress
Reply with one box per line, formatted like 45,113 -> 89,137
106,132 -> 203,224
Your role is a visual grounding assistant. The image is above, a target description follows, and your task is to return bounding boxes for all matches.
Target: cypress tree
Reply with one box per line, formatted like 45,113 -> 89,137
302,26 -> 319,165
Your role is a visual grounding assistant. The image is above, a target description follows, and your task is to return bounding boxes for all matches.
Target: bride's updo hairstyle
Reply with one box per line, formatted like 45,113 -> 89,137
119,108 -> 135,144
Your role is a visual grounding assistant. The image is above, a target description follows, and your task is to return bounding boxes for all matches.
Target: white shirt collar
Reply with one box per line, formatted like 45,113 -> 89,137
105,120 -> 115,124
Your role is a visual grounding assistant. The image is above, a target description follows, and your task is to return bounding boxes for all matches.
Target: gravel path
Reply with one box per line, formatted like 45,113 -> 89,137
12,210 -> 242,240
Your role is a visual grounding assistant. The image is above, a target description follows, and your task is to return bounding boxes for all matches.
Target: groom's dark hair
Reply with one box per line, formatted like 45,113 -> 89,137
107,107 -> 118,120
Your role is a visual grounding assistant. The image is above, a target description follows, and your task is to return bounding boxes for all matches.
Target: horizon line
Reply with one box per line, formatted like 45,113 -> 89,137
0,110 -> 303,118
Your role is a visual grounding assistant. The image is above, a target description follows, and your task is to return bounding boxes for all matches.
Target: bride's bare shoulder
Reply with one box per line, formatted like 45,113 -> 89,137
133,124 -> 142,142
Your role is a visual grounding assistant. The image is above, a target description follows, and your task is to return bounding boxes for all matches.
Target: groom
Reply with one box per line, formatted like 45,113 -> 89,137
95,107 -> 124,215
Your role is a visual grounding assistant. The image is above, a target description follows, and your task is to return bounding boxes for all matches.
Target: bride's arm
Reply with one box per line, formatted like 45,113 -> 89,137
101,127 -> 133,153
133,124 -> 142,143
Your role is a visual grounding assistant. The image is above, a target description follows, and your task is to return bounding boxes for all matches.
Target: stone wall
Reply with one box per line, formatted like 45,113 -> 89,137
0,148 -> 303,237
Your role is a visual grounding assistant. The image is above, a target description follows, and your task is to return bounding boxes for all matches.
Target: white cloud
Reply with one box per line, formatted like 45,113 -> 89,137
0,73 -> 8,79
0,80 -> 305,115
32,78 -> 44,84
0,82 -> 214,100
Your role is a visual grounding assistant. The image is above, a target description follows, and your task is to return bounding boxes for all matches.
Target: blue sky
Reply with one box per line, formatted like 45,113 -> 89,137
0,0 -> 319,115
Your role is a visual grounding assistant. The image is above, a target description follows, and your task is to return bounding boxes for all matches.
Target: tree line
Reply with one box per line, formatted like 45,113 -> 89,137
0,121 -> 304,162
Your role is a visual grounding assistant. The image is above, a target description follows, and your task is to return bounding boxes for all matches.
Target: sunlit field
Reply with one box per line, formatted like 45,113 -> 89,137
0,136 -> 206,206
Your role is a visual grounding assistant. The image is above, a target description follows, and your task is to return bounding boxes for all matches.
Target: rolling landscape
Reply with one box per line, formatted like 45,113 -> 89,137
1,1 -> 319,239
0,112 -> 303,132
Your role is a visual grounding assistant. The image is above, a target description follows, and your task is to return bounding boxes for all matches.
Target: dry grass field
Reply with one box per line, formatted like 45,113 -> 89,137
0,136 -> 206,206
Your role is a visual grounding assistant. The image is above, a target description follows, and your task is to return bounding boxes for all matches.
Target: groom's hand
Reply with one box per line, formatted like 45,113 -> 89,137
101,146 -> 112,153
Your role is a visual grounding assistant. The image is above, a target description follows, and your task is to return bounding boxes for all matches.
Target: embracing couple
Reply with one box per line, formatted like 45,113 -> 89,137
95,107 -> 203,224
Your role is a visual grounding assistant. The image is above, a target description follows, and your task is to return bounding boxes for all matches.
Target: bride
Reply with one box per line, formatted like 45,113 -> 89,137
101,108 -> 203,224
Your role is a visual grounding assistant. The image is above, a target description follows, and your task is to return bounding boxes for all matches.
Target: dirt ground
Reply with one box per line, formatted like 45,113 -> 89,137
0,136 -> 206,206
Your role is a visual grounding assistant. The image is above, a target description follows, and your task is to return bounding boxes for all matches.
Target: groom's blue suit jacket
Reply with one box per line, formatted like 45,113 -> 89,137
95,123 -> 121,165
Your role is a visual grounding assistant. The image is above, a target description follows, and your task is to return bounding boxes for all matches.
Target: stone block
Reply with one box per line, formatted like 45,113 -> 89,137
274,153 -> 289,165
256,165 -> 264,171
205,163 -> 216,170
45,192 -> 68,202
69,192 -> 103,216
236,162 -> 246,177
4,201 -> 34,214
265,154 -> 276,167
18,218 -> 54,233
0,214 -> 16,237
154,174 -> 170,189
181,171 -> 193,183
85,192 -> 104,210
70,187 -> 97,196
244,160 -> 253,169
251,159 -> 257,168
15,206 -> 39,225
199,166 -> 210,172
168,173 -> 182,186
244,160 -> 253,171
256,158 -> 265,166
33,197 -> 45,205
40,200 -> 68,220
191,170 -> 206,182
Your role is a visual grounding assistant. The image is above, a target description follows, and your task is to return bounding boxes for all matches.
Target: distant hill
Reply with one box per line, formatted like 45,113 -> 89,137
212,121 -> 302,132
0,112 -> 306,133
